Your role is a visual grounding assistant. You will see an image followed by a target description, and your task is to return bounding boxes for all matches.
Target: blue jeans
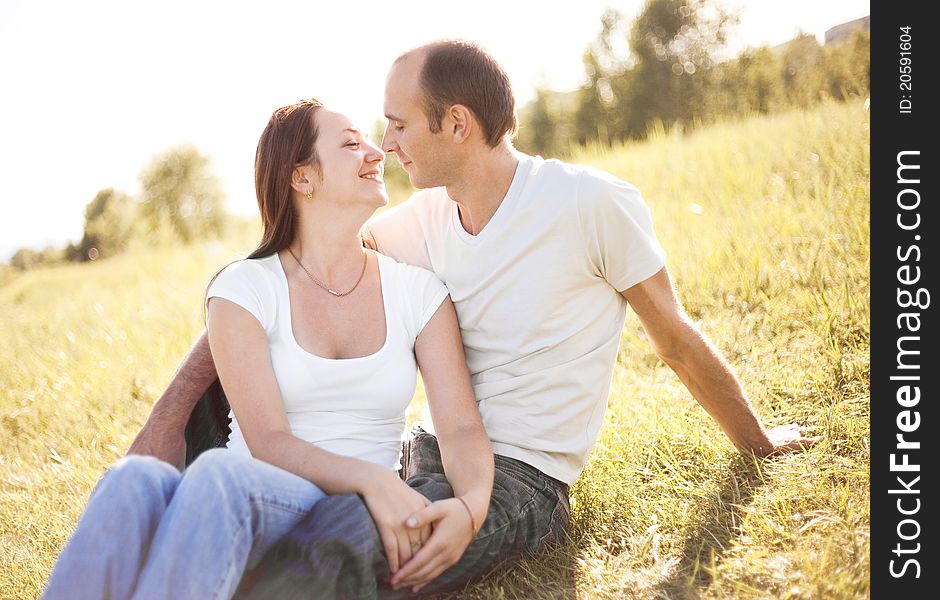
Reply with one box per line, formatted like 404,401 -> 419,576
237,426 -> 571,599
42,449 -> 325,600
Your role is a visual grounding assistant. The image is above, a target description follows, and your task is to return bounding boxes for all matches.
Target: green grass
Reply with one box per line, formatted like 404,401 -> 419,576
1,100 -> 869,599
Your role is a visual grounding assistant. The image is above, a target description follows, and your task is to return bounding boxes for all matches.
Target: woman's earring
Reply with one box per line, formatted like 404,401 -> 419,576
305,190 -> 314,201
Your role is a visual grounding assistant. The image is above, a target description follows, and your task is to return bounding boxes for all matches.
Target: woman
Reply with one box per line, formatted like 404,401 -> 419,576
42,99 -> 493,599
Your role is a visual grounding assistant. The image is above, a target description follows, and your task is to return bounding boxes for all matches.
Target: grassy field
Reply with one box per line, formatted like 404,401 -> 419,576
1,99 -> 869,599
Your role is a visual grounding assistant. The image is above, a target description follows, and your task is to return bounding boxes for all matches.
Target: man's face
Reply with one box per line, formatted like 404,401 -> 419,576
381,56 -> 455,190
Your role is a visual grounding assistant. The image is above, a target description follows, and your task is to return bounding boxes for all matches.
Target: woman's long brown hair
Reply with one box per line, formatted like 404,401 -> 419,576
247,98 -> 324,259
204,99 -> 324,303
189,100 -> 326,464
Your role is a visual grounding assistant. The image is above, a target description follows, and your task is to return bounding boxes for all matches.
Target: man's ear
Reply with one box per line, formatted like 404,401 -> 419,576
448,105 -> 474,143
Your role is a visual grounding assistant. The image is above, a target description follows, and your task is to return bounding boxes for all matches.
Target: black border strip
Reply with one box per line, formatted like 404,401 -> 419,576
871,4 -> 937,596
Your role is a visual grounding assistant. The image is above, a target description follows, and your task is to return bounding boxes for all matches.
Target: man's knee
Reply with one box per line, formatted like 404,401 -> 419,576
244,494 -> 386,599
299,494 -> 380,552
406,472 -> 453,503
404,427 -> 445,478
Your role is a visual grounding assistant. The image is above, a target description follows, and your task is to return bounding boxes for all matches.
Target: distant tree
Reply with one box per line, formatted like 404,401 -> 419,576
519,88 -> 558,156
10,246 -> 63,270
848,29 -> 871,92
627,0 -> 736,135
577,9 -> 632,144
516,86 -> 582,158
557,3 -> 867,151
823,29 -> 870,100
139,145 -> 225,243
741,47 -> 784,113
71,188 -> 139,261
574,79 -> 608,146
780,33 -> 827,107
574,0 -> 735,142
0,262 -> 12,285
10,248 -> 41,270
708,46 -> 783,116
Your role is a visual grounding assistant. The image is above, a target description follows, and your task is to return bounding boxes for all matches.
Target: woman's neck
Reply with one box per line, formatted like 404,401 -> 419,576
287,207 -> 369,283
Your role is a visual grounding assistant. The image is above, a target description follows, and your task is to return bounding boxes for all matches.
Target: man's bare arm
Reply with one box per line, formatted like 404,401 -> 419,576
126,331 -> 218,468
622,268 -> 818,457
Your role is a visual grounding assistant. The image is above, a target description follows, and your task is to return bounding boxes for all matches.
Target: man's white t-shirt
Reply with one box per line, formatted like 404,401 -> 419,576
206,251 -> 449,470
364,153 -> 666,484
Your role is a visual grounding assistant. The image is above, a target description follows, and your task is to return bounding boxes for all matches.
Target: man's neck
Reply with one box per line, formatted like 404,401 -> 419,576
447,144 -> 520,236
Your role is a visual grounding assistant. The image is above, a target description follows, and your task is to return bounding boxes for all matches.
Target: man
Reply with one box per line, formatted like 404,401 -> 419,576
129,40 -> 815,597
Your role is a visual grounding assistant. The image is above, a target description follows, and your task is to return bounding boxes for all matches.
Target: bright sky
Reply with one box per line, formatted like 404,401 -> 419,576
0,0 -> 869,259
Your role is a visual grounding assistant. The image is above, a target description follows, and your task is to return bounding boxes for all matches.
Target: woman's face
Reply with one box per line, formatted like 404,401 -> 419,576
309,109 -> 387,208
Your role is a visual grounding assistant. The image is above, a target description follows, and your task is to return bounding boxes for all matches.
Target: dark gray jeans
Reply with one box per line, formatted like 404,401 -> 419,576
232,426 -> 570,599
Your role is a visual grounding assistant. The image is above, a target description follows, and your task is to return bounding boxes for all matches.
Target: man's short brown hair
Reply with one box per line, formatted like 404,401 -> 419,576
403,40 -> 517,147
